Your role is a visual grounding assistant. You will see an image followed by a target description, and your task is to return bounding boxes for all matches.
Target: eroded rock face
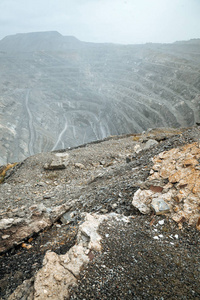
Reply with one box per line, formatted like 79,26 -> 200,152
132,142 -> 200,228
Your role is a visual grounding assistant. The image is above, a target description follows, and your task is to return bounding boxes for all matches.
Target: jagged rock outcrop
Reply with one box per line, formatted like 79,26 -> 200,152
132,142 -> 200,227
0,32 -> 200,164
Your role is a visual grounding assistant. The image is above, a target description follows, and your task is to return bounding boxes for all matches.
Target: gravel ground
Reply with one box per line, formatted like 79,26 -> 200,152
0,126 -> 200,299
69,216 -> 200,299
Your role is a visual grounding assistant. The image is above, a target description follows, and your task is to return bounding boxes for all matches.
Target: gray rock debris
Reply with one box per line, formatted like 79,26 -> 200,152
61,210 -> 78,225
133,139 -> 158,155
44,153 -> 69,170
151,198 -> 170,215
144,139 -> 159,150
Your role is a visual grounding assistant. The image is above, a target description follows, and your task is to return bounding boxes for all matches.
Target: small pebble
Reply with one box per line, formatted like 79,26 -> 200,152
2,235 -> 10,239
158,220 -> 165,225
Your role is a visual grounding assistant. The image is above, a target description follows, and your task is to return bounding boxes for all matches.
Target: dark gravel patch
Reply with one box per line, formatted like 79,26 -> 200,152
0,223 -> 78,299
69,216 -> 200,300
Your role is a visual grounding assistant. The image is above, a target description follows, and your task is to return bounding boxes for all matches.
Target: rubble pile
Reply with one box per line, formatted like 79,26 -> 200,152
132,142 -> 200,228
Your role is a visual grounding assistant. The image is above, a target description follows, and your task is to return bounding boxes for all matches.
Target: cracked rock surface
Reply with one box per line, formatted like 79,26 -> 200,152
0,126 -> 200,299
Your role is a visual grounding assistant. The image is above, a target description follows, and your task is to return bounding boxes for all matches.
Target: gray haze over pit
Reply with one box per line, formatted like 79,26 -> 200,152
0,0 -> 200,44
0,31 -> 200,164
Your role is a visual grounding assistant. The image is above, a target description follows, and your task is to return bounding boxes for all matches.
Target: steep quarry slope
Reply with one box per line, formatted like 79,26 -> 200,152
0,126 -> 200,299
0,32 -> 200,164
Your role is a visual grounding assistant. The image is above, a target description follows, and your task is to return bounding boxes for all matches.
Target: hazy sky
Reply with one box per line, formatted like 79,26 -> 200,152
0,0 -> 199,44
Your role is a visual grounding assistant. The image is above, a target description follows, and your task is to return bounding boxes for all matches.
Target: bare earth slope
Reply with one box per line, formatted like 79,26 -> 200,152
0,125 -> 200,299
0,32 -> 200,164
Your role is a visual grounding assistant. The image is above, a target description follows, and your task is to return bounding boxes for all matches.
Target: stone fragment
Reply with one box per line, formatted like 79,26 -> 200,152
150,185 -> 163,193
169,170 -> 183,183
1,234 -> 10,239
196,217 -> 200,231
100,208 -> 108,213
34,251 -> 76,299
60,245 -> 89,277
158,220 -> 164,225
0,218 -> 14,230
144,139 -> 158,150
21,243 -> 32,250
151,198 -> 170,215
134,144 -> 142,154
74,163 -> 85,169
0,217 -> 23,230
0,205 -> 69,253
78,213 -> 108,251
44,154 -> 69,170
61,210 -> 77,225
183,158 -> 199,167
152,163 -> 161,171
126,157 -> 131,163
132,189 -> 153,214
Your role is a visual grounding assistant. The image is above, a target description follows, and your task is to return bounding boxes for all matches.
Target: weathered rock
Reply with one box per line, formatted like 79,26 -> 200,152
60,210 -> 77,225
44,153 -> 69,170
74,163 -> 85,169
132,142 -> 200,226
151,198 -> 170,215
34,251 -> 77,299
0,218 -> 23,230
0,205 -> 70,252
134,144 -> 142,154
132,189 -> 152,214
144,139 -> 159,150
